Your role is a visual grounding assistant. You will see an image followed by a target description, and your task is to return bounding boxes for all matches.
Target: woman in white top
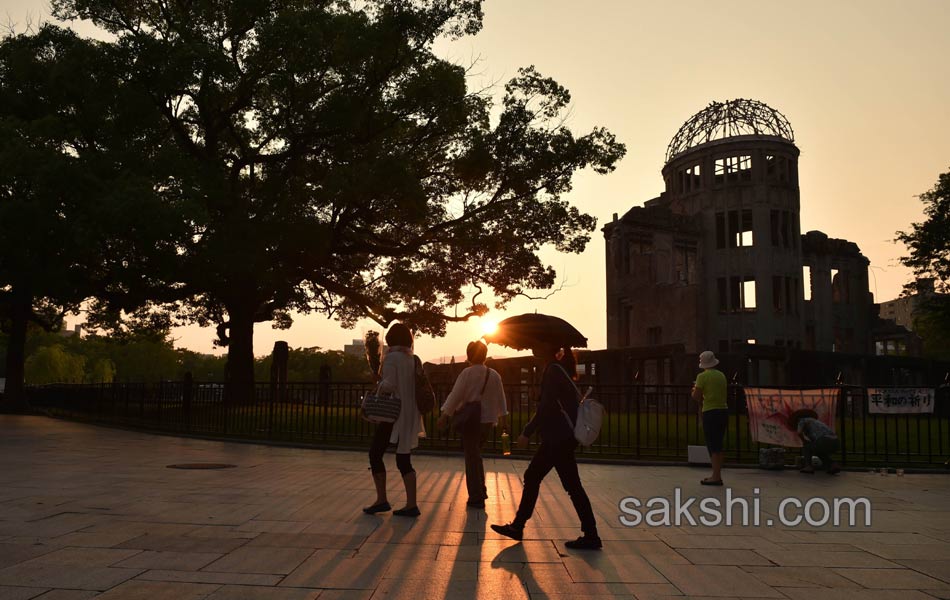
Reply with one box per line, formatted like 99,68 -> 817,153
437,341 -> 508,508
363,323 -> 425,517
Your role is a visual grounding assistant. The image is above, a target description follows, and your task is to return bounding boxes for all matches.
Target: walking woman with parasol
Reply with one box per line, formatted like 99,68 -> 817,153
485,314 -> 602,550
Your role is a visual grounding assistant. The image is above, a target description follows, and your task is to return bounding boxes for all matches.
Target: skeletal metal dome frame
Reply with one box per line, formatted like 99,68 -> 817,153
665,99 -> 795,164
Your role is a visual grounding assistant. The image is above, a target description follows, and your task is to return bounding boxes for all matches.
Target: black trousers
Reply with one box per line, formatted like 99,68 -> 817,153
461,419 -> 491,502
803,435 -> 840,468
368,422 -> 413,475
514,439 -> 598,537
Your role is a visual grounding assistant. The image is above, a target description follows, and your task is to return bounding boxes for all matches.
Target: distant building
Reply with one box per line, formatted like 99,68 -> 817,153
871,312 -> 922,357
873,278 -> 943,358
878,278 -> 940,331
429,99 -> 950,388
343,339 -> 365,357
605,99 -> 878,357
58,322 -> 82,339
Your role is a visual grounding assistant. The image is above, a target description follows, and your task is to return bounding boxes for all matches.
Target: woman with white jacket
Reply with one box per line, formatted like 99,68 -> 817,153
437,341 -> 508,508
363,323 -> 425,517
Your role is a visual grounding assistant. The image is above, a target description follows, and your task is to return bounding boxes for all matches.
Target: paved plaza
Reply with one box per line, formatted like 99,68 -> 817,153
0,415 -> 948,599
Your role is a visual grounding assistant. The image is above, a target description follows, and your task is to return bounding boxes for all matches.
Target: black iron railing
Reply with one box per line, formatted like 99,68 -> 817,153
26,381 -> 950,468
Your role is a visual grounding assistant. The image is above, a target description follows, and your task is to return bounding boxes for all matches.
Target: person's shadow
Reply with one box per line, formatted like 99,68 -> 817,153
433,506 -> 484,600
488,540 -> 541,598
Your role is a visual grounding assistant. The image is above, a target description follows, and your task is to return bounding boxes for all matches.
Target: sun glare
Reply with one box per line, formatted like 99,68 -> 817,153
480,319 -> 499,337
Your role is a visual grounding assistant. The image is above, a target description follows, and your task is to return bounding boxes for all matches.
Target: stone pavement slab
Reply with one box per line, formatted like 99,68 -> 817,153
204,547 -> 314,575
894,559 -> 950,583
136,569 -> 281,586
22,547 -> 140,567
32,591 -> 100,600
3,415 -> 950,599
0,563 -> 142,591
113,550 -> 223,571
831,567 -> 950,590
779,590 -> 937,600
676,548 -> 772,565
116,535 -> 249,554
0,586 -> 48,600
204,585 -> 319,600
93,580 -> 219,599
741,565 -> 864,588
650,563 -> 786,597
0,545 -> 59,571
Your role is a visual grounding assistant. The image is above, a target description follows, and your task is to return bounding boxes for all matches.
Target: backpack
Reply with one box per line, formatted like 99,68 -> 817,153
413,355 -> 436,414
553,364 -> 605,446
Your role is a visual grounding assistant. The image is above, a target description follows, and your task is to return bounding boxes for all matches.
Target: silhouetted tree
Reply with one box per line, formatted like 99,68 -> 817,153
0,26 -> 185,410
897,167 -> 950,360
0,28 -> 113,409
50,0 -> 625,403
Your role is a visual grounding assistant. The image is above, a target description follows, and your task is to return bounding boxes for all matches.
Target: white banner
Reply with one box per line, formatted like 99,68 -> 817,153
867,388 -> 935,414
745,388 -> 838,448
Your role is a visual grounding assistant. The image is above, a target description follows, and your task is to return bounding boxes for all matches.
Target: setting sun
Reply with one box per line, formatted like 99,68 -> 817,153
480,319 -> 499,337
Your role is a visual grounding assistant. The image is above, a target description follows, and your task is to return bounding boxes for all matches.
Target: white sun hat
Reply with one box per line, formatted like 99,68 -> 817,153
698,350 -> 719,369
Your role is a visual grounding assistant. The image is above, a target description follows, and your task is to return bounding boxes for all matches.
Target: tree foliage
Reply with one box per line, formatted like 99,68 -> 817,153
2,328 -> 370,383
897,168 -> 950,293
897,167 -> 950,360
25,345 -> 86,385
912,299 -> 950,361
48,0 -> 625,399
0,25 -> 185,408
254,347 -> 373,382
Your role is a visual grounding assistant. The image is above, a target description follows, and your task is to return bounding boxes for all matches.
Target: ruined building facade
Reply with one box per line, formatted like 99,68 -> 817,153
605,99 -> 876,356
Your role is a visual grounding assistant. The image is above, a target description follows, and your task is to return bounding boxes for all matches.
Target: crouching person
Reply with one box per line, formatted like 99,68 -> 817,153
791,409 -> 841,475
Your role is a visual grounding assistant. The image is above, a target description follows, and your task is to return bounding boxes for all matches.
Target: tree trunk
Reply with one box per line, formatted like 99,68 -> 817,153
224,305 -> 256,406
2,292 -> 32,413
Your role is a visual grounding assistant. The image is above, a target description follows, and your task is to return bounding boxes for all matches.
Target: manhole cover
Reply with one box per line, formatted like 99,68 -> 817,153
166,463 -> 237,470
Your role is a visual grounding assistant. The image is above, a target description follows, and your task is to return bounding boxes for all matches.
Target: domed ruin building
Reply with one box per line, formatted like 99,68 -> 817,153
604,99 -> 879,367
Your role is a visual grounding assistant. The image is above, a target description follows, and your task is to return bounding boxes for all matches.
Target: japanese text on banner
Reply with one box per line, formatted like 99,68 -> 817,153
867,388 -> 934,414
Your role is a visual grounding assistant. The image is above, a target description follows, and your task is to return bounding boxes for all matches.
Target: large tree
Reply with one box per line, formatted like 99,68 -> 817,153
52,0 -> 625,402
0,26 -> 184,410
897,167 -> 950,360
0,28 -> 107,409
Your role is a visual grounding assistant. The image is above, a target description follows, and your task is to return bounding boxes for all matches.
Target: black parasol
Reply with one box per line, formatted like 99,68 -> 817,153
484,313 -> 588,351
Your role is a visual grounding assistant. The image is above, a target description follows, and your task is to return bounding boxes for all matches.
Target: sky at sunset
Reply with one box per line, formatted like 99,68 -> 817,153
8,0 -> 950,363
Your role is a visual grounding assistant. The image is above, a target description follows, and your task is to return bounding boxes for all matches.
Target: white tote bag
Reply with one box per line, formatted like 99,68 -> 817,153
554,365 -> 605,446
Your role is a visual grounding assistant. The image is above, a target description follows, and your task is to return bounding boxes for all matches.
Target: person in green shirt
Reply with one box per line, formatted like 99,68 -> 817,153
691,351 -> 728,486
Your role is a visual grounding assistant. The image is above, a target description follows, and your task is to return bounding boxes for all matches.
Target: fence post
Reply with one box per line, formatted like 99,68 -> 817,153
183,373 -> 193,432
634,386 -> 641,459
156,382 -> 162,426
733,385 -> 742,464
838,386 -> 848,466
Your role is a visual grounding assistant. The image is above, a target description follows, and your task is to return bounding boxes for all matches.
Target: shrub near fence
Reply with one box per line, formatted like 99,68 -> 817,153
27,381 -> 950,468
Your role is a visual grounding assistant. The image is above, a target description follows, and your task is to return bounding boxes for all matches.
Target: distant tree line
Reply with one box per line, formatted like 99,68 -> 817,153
0,330 -> 372,385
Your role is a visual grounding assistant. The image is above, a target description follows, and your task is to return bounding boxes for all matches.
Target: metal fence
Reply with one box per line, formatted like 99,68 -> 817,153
26,381 -> 950,468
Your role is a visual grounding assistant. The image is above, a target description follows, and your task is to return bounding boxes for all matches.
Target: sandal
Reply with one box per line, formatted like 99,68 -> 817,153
700,478 -> 723,486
